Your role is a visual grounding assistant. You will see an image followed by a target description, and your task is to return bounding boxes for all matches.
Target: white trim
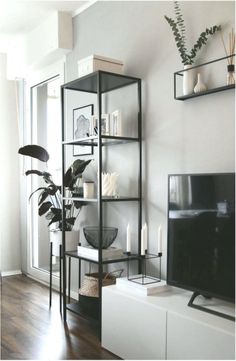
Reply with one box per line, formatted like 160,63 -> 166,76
72,0 -> 97,17
1,270 -> 22,277
27,274 -> 78,300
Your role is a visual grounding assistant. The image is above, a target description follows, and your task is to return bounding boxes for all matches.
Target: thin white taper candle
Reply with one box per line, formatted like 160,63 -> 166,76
157,225 -> 162,254
126,223 -> 131,253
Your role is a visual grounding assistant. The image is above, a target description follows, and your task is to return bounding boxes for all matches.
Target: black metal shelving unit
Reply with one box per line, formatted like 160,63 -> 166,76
174,54 -> 235,100
61,70 -> 142,338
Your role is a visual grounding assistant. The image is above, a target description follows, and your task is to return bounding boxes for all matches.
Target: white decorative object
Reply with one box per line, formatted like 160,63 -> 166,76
111,110 -> 122,136
116,277 -> 168,296
91,114 -> 110,135
194,73 -> 207,93
143,223 -> 147,251
183,64 -> 195,96
101,172 -> 119,197
141,223 -> 148,255
83,181 -> 95,198
78,54 -> 123,78
50,230 -> 80,256
126,223 -> 131,253
157,225 -> 162,254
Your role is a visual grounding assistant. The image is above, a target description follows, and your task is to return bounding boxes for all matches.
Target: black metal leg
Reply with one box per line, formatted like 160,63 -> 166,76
49,241 -> 53,308
68,256 -> 71,303
59,244 -> 62,314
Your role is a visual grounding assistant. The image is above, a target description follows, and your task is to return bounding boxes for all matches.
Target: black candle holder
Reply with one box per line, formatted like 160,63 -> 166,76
127,251 -> 162,285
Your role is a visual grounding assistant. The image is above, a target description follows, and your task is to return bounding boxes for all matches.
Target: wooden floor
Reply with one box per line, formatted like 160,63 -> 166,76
1,275 -> 120,360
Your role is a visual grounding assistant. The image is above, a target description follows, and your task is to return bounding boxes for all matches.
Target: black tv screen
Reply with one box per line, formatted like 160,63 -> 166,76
167,173 -> 235,302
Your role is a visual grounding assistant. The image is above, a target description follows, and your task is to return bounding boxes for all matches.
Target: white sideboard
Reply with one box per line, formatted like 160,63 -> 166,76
102,285 -> 235,360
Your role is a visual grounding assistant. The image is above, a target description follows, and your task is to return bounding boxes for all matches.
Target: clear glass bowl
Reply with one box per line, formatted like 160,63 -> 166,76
83,226 -> 118,249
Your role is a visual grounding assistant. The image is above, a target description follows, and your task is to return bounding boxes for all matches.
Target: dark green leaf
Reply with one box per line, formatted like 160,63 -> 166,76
38,190 -> 49,206
66,217 -> 76,225
38,201 -> 52,216
50,207 -> 62,215
48,214 -> 62,226
29,187 -> 46,201
26,170 -> 43,176
18,145 -> 49,162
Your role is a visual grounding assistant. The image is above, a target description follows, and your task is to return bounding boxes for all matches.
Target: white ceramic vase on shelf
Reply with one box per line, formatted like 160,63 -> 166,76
194,73 -> 207,93
183,64 -> 195,96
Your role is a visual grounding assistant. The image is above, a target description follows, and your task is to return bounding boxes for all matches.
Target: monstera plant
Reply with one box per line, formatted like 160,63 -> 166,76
18,144 -> 92,231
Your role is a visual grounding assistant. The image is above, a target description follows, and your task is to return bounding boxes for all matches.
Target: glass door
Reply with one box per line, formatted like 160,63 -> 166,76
25,61 -> 64,285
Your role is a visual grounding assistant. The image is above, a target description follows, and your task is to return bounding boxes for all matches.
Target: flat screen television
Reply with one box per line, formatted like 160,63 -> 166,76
167,173 -> 235,304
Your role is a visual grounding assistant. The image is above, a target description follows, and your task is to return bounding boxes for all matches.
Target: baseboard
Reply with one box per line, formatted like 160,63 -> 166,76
26,274 -> 79,300
1,270 -> 22,277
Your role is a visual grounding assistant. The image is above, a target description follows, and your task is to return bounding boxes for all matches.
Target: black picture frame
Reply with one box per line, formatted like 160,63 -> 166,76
73,104 -> 94,156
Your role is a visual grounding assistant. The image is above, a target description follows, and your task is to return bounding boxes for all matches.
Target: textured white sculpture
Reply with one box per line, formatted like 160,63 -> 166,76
101,172 -> 119,197
194,73 -> 207,93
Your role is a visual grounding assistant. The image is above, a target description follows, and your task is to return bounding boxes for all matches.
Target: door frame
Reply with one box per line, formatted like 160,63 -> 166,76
24,60 -> 65,287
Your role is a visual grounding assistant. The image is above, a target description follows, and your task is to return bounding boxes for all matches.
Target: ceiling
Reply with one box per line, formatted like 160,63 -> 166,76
0,1 -> 90,35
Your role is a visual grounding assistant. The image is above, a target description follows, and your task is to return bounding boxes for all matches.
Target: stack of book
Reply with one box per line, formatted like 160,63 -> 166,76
77,245 -> 124,261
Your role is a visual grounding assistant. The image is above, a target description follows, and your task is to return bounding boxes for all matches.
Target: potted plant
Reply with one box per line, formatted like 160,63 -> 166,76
18,144 -> 92,255
165,1 -> 221,95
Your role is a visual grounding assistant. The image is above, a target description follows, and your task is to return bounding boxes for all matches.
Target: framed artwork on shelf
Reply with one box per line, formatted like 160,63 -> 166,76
73,104 -> 94,156
91,114 -> 110,136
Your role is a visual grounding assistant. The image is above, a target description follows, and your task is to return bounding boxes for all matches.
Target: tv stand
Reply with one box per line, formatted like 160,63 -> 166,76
102,285 -> 235,359
188,291 -> 235,322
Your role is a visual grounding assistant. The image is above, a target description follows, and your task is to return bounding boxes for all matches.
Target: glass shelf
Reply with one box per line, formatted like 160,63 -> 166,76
65,251 -> 139,264
63,135 -> 139,146
63,196 -> 140,203
62,70 -> 140,94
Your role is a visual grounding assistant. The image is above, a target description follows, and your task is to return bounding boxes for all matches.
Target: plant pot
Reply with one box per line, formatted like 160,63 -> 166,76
183,64 -> 195,96
50,230 -> 80,256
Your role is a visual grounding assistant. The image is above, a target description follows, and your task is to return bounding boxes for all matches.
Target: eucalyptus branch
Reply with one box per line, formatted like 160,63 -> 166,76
164,15 -> 189,64
174,1 -> 186,44
189,26 -> 221,64
165,2 -> 221,65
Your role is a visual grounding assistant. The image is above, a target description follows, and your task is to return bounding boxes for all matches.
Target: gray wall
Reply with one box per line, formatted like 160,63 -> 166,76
65,1 -> 235,282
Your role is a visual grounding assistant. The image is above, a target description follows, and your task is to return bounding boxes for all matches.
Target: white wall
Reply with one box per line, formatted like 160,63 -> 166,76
0,53 -> 21,274
64,1 -> 235,285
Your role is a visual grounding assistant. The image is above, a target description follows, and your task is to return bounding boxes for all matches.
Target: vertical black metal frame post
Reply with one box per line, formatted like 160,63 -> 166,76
138,79 -> 142,272
59,244 -> 62,314
61,85 -> 67,322
49,241 -> 53,308
97,72 -> 103,340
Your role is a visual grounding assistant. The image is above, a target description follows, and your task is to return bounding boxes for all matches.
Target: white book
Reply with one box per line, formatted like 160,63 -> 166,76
77,246 -> 124,261
116,276 -> 168,296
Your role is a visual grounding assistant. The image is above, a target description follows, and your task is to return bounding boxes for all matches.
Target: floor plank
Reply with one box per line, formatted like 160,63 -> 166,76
1,275 -> 120,360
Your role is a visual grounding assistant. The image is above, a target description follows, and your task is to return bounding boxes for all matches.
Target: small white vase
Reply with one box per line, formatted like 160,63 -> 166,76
183,64 -> 195,96
194,73 -> 207,93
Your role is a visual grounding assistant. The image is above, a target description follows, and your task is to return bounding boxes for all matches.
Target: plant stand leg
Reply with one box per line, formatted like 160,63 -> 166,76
49,241 -> 53,308
59,244 -> 62,314
68,257 -> 71,303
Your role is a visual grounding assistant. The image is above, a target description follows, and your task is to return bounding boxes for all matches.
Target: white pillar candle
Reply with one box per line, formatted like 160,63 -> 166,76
143,223 -> 147,251
126,223 -> 131,253
157,225 -> 162,254
83,181 -> 95,198
141,226 -> 145,255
